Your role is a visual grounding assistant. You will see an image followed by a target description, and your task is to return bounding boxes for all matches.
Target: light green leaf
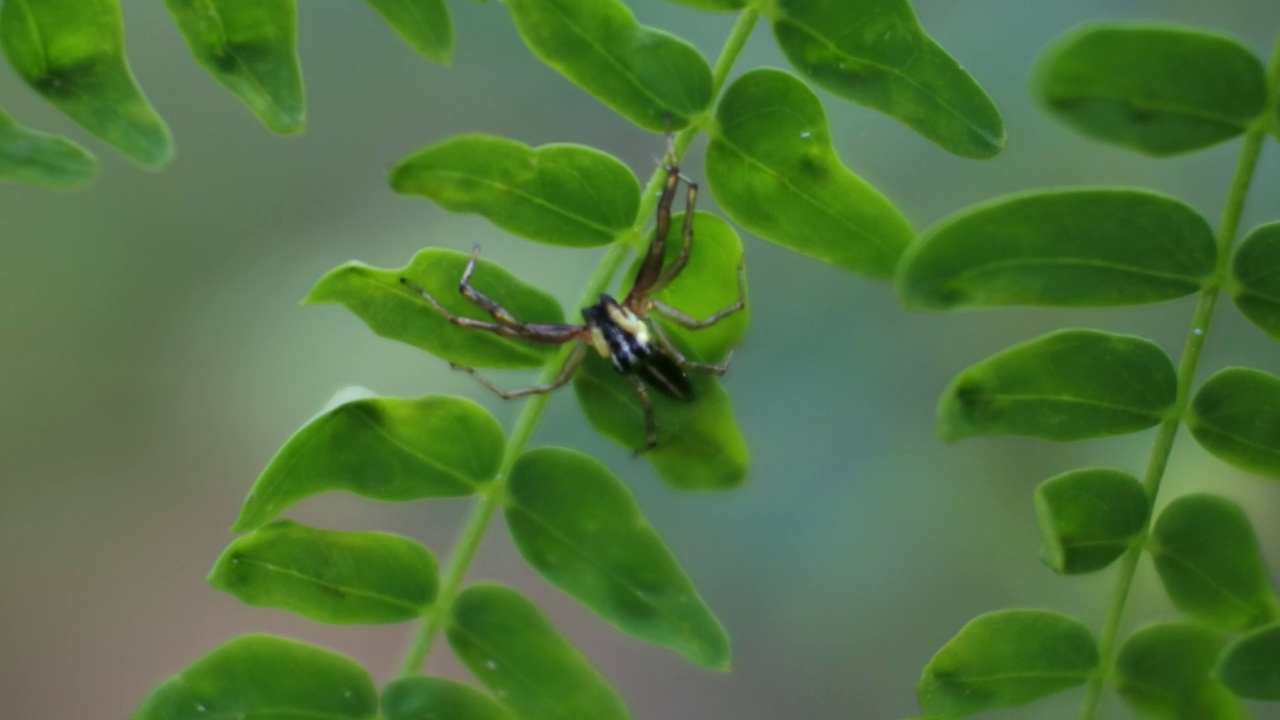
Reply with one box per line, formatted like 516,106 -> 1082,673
938,329 -> 1177,442
504,0 -> 712,131
898,188 -> 1216,310
448,584 -> 630,720
506,448 -> 730,669
234,394 -> 503,531
706,68 -> 913,278
1229,223 -> 1280,341
1117,622 -> 1246,720
768,0 -> 1004,158
1188,367 -> 1280,480
362,0 -> 453,64
1035,468 -> 1149,575
1034,23 -> 1267,156
383,677 -> 513,720
1150,494 -> 1277,632
1,0 -> 172,167
131,634 -> 376,720
1218,622 -> 1280,700
0,106 -> 97,188
660,0 -> 746,10
305,248 -> 565,369
391,135 -> 639,248
918,609 -> 1099,717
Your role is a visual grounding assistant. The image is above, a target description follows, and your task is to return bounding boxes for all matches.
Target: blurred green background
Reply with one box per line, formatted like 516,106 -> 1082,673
3,1 -> 1280,718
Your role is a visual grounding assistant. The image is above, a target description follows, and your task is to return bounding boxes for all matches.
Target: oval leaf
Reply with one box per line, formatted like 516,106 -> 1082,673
131,634 -> 376,720
898,188 -> 1216,310
164,0 -> 305,134
1229,222 -> 1280,341
1150,493 -> 1277,632
0,106 -> 97,189
0,0 -> 173,167
918,609 -> 1099,717
506,447 -> 730,669
391,135 -> 639,248
504,0 -> 712,131
1117,622 -> 1245,720
447,584 -> 630,720
938,329 -> 1177,442
234,394 -> 503,531
305,248 -> 565,369
1034,23 -> 1267,156
209,520 -> 438,624
362,0 -> 453,64
1034,468 -> 1149,575
383,677 -> 513,720
1188,367 -> 1280,480
1218,622 -> 1280,700
707,68 -> 913,278
769,0 -> 1004,158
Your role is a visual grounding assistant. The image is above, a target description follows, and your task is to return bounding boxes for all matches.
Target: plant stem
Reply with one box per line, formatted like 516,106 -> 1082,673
1076,31 -> 1280,720
397,6 -> 761,678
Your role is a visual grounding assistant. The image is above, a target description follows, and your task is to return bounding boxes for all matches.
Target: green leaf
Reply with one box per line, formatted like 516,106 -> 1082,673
1150,493 -> 1277,632
383,677 -> 513,720
938,329 -> 1177,442
447,584 -> 630,720
0,0 -> 173,167
391,135 -> 639,248
898,188 -> 1216,310
131,634 -> 376,720
660,0 -> 746,10
768,0 -> 1004,158
0,106 -> 97,188
504,0 -> 712,131
1229,223 -> 1280,341
1034,23 -> 1267,156
208,520 -> 438,624
918,609 -> 1099,717
362,0 -> 453,64
1218,622 -> 1280,700
1117,622 -> 1245,720
164,0 -> 305,134
706,68 -> 913,278
1188,367 -> 1280,480
505,448 -> 730,669
1034,468 -> 1149,575
234,394 -> 503,531
305,248 -> 565,369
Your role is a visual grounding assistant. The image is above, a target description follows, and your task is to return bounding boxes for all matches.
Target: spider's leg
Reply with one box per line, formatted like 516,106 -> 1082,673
650,260 -> 747,331
626,374 -> 660,454
628,161 -> 681,303
452,343 -> 588,399
649,178 -> 698,295
400,277 -> 528,340
648,320 -> 734,375
456,245 -> 524,327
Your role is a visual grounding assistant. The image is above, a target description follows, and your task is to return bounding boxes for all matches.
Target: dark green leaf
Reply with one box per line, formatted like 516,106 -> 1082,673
661,0 -> 746,10
234,394 -> 503,531
0,106 -> 97,188
1,0 -> 172,167
1034,23 -> 1267,156
391,135 -> 639,248
362,0 -> 453,64
1117,622 -> 1245,720
505,448 -> 730,669
1188,367 -> 1280,480
1218,622 -> 1280,700
1230,223 -> 1280,341
938,329 -> 1177,442
1150,493 -> 1277,632
769,0 -> 1004,158
918,609 -> 1099,717
504,0 -> 712,131
305,248 -> 565,369
448,584 -> 630,720
706,68 -> 913,278
383,677 -> 513,720
209,520 -> 438,624
1034,468 -> 1149,575
898,189 -> 1216,310
131,634 -> 376,720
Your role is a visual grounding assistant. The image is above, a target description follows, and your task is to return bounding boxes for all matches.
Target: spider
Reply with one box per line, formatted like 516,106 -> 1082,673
400,148 -> 746,452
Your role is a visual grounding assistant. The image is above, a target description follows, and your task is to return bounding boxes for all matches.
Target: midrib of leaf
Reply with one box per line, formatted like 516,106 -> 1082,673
536,0 -> 669,111
973,393 -> 1164,417
943,256 -> 1205,288
1152,550 -> 1258,615
1051,90 -> 1251,127
347,403 -> 477,491
447,624 -> 583,720
230,555 -> 424,613
1194,422 -> 1280,463
420,167 -> 621,238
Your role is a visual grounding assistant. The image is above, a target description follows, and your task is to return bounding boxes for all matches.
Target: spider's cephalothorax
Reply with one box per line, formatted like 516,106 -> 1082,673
582,293 -> 694,402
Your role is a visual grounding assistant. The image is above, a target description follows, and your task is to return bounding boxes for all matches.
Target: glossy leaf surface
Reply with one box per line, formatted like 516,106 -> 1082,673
234,394 -> 503,531
1035,24 -> 1267,156
1188,367 -> 1280,480
131,635 -> 376,720
938,329 -> 1177,442
448,584 -> 629,720
391,135 -> 639,248
1117,622 -> 1245,720
918,609 -> 1098,717
707,68 -> 913,278
362,0 -> 453,64
0,107 -> 96,188
306,248 -> 565,369
898,189 -> 1216,310
0,0 -> 172,167
769,0 -> 1004,158
506,448 -> 730,669
1230,223 -> 1280,341
209,520 -> 438,624
1151,494 -> 1277,632
1218,622 -> 1280,700
382,676 -> 513,720
1034,468 -> 1148,575
505,0 -> 712,131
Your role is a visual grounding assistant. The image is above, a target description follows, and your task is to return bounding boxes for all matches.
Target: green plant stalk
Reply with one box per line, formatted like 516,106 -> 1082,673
1076,31 -> 1280,720
397,5 -> 762,678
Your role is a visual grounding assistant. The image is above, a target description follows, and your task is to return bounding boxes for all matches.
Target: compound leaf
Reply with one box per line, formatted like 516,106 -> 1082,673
382,677 -> 513,720
1117,622 -> 1245,720
0,106 -> 97,188
1035,468 -> 1149,575
1218,622 -> 1280,700
1229,222 -> 1280,341
1188,367 -> 1280,480
362,0 -> 453,64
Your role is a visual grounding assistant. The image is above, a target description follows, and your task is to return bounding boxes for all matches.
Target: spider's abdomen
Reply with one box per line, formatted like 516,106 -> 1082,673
582,296 -> 694,401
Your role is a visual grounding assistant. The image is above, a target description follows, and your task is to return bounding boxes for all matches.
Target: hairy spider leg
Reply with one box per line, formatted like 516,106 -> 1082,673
449,343 -> 588,399
626,374 -> 660,454
629,162 -> 683,302
649,181 -> 698,296
650,259 -> 748,331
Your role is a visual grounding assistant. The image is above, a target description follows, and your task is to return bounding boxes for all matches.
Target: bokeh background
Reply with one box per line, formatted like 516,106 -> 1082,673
4,1 -> 1280,718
